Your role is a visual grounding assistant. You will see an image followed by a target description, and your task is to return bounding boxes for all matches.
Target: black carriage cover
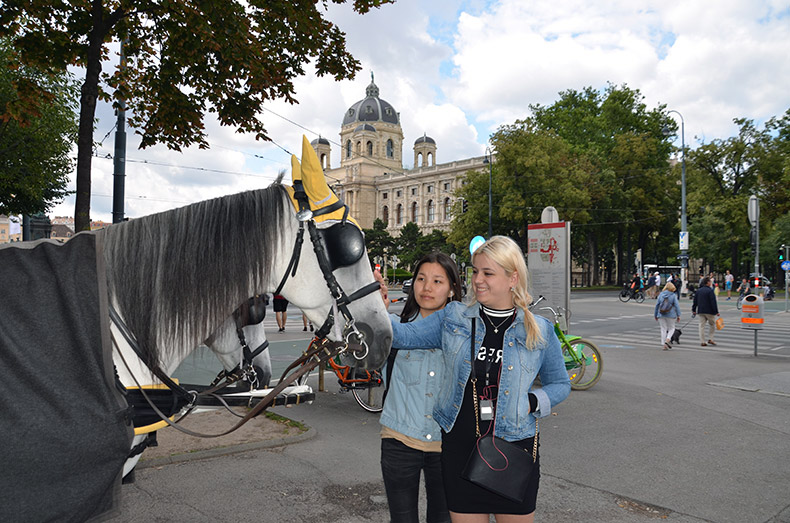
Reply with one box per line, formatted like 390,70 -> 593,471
0,233 -> 133,522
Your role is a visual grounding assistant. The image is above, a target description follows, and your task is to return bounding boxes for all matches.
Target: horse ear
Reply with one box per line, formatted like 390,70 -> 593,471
291,155 -> 302,183
300,135 -> 339,209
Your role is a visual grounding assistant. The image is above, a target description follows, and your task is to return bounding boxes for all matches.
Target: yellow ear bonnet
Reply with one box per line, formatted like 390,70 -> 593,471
285,135 -> 358,227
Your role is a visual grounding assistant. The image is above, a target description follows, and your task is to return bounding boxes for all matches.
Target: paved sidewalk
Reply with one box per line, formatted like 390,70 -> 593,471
135,407 -> 315,470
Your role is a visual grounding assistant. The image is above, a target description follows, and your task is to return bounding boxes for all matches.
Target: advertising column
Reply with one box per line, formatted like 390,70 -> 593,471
527,221 -> 571,330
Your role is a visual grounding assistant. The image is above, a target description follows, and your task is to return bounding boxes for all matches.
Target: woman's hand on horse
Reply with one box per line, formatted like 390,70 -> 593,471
373,269 -> 389,310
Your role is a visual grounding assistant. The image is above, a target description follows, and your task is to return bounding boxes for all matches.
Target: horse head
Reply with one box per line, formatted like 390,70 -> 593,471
275,136 -> 392,370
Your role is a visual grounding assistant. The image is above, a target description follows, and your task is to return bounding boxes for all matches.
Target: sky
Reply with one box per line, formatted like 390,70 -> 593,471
41,0 -> 790,226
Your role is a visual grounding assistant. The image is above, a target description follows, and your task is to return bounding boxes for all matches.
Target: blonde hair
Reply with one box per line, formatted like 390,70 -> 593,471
472,236 -> 543,349
663,282 -> 676,292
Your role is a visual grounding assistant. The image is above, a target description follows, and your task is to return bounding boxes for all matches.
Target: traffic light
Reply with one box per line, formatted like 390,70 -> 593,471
780,246 -> 786,261
462,199 -> 468,213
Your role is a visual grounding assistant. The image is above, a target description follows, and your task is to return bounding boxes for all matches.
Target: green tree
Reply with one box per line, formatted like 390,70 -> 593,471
396,221 -> 422,271
0,0 -> 392,231
447,169 -> 491,249
363,218 -> 394,261
0,40 -> 78,215
686,117 -> 785,274
415,229 -> 451,260
522,83 -> 675,284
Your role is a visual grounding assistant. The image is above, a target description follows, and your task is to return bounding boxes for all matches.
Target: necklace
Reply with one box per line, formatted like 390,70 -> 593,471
482,310 -> 514,334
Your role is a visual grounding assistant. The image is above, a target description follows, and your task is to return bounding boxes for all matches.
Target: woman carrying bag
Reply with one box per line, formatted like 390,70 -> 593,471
384,236 -> 570,522
654,282 -> 681,350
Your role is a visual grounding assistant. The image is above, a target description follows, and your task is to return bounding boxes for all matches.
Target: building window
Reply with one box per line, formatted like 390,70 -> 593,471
443,182 -> 450,191
396,204 -> 403,225
382,192 -> 388,200
365,106 -> 373,114
367,141 -> 373,156
356,141 -> 362,154
427,185 -> 433,193
382,205 -> 389,225
411,202 -> 418,223
386,139 -> 393,158
411,187 -> 417,196
427,200 -> 434,223
346,140 -> 351,158
396,189 -> 402,198
444,198 -> 451,221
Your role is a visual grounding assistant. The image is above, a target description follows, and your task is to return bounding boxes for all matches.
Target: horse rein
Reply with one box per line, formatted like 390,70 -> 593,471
273,181 -> 381,360
109,184 -> 381,439
113,330 -> 364,438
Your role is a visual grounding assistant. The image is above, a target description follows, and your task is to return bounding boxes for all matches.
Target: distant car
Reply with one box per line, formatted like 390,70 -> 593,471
402,278 -> 412,294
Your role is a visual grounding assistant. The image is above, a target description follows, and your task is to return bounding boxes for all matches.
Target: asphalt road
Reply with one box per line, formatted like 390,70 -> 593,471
117,291 -> 790,523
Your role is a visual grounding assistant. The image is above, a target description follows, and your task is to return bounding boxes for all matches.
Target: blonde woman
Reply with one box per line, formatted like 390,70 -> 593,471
387,236 -> 570,523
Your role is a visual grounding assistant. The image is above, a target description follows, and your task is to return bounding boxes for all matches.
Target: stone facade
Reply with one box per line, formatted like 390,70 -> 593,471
317,75 -> 486,235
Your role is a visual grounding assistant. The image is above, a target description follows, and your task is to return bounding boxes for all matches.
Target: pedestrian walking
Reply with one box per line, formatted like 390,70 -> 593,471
386,236 -> 571,522
301,313 -> 313,332
273,294 -> 288,332
691,277 -> 720,347
725,270 -> 734,300
379,253 -> 462,523
654,282 -> 681,350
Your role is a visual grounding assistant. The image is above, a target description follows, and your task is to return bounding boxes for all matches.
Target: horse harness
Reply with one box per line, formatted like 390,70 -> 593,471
111,183 -> 381,441
274,179 -> 381,357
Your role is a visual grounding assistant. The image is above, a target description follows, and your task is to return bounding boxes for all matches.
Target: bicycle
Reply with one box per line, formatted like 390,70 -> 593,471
619,284 -> 645,303
531,296 -> 603,390
736,292 -> 749,310
290,337 -> 386,413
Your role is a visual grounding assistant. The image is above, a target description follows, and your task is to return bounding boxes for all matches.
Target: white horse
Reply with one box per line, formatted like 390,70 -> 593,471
1,140 -> 391,521
206,296 -> 273,389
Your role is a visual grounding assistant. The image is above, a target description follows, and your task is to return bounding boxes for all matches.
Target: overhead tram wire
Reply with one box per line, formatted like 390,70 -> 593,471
260,106 -> 428,182
91,151 -> 282,181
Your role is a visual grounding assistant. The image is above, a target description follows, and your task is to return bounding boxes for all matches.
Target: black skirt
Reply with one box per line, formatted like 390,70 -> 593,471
441,380 -> 540,515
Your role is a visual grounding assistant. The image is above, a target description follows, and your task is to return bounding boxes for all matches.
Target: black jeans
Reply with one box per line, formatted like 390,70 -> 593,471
380,438 -> 450,523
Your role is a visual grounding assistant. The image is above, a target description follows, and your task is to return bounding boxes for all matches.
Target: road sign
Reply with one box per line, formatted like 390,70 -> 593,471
782,261 -> 790,271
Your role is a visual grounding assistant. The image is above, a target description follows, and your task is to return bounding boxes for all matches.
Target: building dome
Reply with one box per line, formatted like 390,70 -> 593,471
354,124 -> 377,133
342,73 -> 399,126
311,136 -> 330,146
414,134 -> 435,145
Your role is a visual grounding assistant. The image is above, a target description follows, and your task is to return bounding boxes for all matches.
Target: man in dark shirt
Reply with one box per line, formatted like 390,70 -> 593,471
692,277 -> 720,346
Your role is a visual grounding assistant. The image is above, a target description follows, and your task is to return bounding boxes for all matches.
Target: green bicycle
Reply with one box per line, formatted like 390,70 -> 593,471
531,296 -> 603,390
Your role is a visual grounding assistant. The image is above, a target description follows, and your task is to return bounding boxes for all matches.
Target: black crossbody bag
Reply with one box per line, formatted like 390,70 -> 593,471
461,318 -> 538,503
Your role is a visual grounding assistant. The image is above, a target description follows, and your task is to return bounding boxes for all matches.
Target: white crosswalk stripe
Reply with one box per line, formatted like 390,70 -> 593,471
587,311 -> 790,357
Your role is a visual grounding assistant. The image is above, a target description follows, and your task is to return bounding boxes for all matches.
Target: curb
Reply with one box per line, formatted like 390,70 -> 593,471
137,426 -> 317,470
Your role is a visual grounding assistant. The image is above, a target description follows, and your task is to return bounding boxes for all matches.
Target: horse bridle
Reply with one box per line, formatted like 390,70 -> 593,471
109,183 -> 381,440
273,181 -> 381,359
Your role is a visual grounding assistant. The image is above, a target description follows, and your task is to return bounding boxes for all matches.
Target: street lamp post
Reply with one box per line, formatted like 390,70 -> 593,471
664,110 -> 688,295
484,147 -> 493,238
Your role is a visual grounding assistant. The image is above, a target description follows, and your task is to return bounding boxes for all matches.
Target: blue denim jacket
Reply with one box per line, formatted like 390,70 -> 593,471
390,302 -> 571,441
379,335 -> 444,442
654,290 -> 681,319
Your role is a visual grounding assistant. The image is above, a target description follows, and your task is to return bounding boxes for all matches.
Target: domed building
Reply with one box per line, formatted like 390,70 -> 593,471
316,74 -> 487,234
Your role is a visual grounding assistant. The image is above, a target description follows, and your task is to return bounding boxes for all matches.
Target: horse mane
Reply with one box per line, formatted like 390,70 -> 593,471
100,182 -> 289,370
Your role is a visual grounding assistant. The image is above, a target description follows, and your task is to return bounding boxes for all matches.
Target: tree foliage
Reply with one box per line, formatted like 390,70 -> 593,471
0,39 -> 78,215
454,82 -> 790,286
363,217 -> 395,261
0,0 -> 392,230
451,84 -> 678,284
686,115 -> 790,278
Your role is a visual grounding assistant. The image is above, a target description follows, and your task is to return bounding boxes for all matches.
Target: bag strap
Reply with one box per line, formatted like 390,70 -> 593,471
470,318 -> 481,437
469,316 -> 538,462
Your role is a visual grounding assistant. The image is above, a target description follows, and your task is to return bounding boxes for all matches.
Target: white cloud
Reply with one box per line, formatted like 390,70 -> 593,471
47,0 -> 790,223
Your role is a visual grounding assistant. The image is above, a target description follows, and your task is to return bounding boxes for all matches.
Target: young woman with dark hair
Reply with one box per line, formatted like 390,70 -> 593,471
382,237 -> 570,522
380,252 -> 463,523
